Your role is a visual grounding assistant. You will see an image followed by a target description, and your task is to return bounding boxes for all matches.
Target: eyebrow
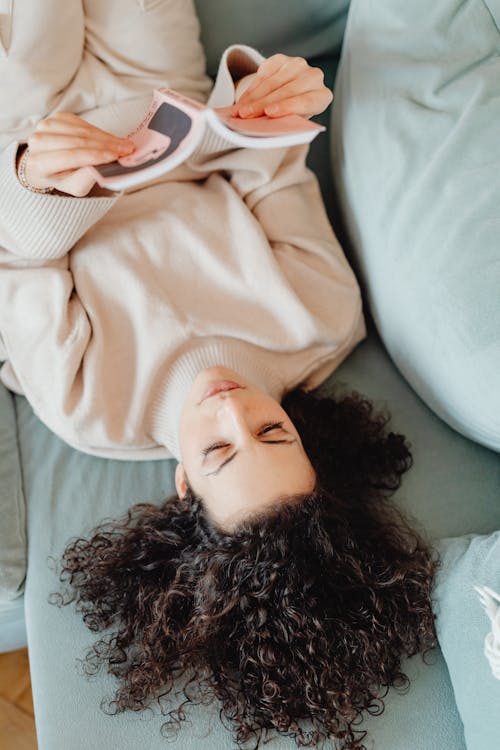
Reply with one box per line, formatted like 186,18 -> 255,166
204,438 -> 297,477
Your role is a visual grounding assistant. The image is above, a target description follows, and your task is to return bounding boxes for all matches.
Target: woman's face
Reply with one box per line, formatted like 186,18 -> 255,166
176,367 -> 316,529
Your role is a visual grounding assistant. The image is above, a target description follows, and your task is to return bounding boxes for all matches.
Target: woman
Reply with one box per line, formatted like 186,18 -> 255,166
0,6 -> 437,747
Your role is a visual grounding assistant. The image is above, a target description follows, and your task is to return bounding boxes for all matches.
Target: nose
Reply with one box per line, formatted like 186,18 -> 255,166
214,391 -> 252,438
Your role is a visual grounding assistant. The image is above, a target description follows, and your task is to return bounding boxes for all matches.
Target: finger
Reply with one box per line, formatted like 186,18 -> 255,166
35,113 -> 130,146
262,90 -> 333,119
246,53 -> 304,91
28,132 -> 134,155
27,147 -> 125,180
241,53 -> 291,91
237,56 -> 309,109
237,72 -> 326,118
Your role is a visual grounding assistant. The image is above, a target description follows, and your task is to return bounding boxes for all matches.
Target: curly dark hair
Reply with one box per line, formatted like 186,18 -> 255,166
50,387 -> 439,750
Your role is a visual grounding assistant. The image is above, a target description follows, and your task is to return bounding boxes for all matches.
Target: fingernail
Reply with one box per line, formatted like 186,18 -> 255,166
239,104 -> 254,117
266,104 -> 279,115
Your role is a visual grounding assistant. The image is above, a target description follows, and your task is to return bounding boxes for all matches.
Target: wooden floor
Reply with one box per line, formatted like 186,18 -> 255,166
0,648 -> 38,749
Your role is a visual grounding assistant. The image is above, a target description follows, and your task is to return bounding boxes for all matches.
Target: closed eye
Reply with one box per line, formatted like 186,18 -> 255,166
204,436 -> 297,477
259,421 -> 284,436
202,422 -> 285,457
202,442 -> 230,457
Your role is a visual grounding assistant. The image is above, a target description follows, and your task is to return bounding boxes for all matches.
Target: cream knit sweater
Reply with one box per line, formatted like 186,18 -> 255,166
0,0 -> 365,461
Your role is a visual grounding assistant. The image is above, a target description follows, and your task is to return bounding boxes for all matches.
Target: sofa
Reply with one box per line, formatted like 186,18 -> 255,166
1,1 -> 499,748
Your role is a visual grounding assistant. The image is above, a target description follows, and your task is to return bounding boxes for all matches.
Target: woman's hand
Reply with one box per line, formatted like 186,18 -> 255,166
233,54 -> 333,120
19,112 -> 135,197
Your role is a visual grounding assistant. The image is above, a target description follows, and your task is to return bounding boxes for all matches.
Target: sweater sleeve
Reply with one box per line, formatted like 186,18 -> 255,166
77,0 -> 213,135
224,140 -> 367,383
0,142 -> 120,264
83,0 -> 211,97
0,249 -> 170,460
188,44 -> 367,379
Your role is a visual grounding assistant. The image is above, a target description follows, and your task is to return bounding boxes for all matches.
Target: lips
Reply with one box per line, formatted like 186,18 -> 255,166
200,380 -> 242,402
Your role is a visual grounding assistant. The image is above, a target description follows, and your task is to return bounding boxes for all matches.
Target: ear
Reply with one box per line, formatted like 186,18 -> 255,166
175,463 -> 188,499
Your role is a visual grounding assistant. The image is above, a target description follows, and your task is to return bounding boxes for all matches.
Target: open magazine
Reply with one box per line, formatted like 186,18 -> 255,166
89,87 -> 326,192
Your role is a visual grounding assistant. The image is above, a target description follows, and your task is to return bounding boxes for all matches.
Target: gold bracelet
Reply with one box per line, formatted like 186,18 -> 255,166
17,147 -> 55,194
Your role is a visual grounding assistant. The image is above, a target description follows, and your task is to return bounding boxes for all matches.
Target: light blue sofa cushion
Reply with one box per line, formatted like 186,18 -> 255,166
0,379 -> 26,603
433,533 -> 500,750
331,0 -> 500,452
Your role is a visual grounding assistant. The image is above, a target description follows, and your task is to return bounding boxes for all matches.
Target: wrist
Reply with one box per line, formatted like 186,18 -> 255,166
16,145 -> 55,194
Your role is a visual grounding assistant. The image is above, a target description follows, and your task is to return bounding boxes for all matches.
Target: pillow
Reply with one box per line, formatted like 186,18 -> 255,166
330,0 -> 500,452
0,378 -> 26,602
194,0 -> 350,77
433,533 -> 500,750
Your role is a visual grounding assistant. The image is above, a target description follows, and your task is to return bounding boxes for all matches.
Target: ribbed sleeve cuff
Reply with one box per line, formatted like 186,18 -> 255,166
0,141 -> 121,261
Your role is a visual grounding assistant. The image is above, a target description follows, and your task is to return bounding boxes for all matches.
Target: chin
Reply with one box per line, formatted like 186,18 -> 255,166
198,365 -> 242,382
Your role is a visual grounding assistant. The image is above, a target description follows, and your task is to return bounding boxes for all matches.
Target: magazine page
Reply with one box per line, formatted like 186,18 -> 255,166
213,105 -> 325,137
88,88 -> 326,190
203,106 -> 324,149
89,89 -> 206,190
